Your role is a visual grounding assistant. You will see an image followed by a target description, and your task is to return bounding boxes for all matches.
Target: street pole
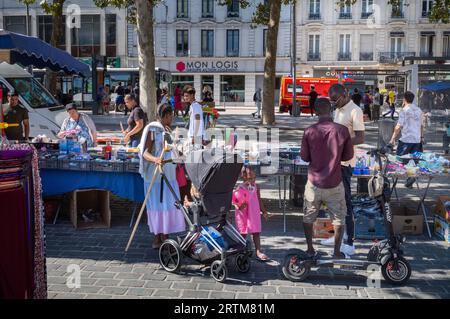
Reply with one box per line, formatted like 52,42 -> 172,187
26,4 -> 33,76
292,1 -> 299,117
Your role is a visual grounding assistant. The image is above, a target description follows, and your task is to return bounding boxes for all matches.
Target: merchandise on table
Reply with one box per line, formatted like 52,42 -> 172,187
37,141 -> 141,173
433,215 -> 450,243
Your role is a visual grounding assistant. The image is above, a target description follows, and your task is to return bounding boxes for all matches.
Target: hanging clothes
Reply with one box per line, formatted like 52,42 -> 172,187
0,144 -> 47,299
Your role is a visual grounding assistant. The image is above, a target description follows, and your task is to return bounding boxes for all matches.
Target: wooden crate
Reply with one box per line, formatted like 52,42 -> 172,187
69,189 -> 111,229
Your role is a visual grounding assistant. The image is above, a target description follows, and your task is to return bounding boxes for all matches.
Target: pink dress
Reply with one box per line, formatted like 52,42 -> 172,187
232,183 -> 262,234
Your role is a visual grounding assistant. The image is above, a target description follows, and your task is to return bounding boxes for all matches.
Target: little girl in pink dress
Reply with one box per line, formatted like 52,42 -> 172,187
232,167 -> 270,261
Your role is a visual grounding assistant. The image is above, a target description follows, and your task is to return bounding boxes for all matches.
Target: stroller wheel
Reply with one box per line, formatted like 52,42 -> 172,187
159,239 -> 182,273
281,252 -> 311,282
211,260 -> 228,283
235,253 -> 251,273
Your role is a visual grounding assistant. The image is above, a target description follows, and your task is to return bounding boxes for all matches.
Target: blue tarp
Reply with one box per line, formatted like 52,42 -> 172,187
40,169 -> 145,203
420,81 -> 450,92
0,30 -> 90,76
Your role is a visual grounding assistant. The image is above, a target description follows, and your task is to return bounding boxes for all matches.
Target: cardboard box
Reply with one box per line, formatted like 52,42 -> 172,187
434,215 -> 450,243
69,189 -> 111,229
313,218 -> 335,238
390,203 -> 424,235
434,196 -> 450,222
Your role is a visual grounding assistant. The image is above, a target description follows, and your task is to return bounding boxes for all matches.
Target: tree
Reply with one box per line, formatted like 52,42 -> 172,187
95,0 -> 159,120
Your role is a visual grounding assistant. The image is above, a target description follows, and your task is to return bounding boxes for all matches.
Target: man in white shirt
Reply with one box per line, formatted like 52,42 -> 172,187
183,86 -> 204,145
328,84 -> 366,256
389,91 -> 423,156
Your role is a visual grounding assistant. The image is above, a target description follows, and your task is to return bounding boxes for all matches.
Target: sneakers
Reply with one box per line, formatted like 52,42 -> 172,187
320,233 -> 348,246
340,243 -> 356,256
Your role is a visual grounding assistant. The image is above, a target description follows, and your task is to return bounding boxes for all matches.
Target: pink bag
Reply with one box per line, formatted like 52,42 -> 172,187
176,164 -> 187,188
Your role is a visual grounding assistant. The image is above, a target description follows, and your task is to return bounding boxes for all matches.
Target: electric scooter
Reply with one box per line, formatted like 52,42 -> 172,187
282,147 -> 412,285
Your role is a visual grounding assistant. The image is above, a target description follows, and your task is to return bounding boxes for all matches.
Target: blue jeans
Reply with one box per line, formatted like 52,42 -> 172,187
341,165 -> 354,246
396,140 -> 422,156
129,137 -> 140,148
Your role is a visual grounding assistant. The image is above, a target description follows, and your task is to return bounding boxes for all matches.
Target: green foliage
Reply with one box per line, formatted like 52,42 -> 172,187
429,0 -> 450,24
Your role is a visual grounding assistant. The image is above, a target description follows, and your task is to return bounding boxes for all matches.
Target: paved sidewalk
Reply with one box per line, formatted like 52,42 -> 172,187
45,205 -> 450,299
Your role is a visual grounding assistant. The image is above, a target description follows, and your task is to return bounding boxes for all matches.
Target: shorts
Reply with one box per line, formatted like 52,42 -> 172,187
303,180 -> 347,226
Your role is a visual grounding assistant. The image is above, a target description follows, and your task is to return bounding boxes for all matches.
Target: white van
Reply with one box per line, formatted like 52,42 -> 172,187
0,62 -> 66,139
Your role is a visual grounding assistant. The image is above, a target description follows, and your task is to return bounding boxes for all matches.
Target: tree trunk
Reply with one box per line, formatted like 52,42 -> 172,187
46,0 -> 65,97
136,0 -> 157,121
261,0 -> 281,126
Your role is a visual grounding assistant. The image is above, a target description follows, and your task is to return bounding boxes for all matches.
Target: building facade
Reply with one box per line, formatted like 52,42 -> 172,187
131,0 -> 293,106
296,0 -> 450,92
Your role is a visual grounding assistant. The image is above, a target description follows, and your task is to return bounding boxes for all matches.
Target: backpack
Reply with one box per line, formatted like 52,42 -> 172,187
253,92 -> 257,102
379,94 -> 384,106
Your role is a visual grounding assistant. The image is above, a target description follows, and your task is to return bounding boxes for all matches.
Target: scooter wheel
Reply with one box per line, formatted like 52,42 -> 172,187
381,257 -> 411,285
282,253 -> 310,282
211,260 -> 228,283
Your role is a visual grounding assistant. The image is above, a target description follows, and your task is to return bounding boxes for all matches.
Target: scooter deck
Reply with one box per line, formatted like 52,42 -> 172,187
315,258 -> 377,270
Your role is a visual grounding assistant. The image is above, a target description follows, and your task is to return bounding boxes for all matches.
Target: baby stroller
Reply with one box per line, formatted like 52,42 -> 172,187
158,148 -> 252,282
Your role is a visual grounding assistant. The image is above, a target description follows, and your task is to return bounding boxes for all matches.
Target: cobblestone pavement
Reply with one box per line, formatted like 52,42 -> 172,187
45,211 -> 450,299
44,110 -> 450,299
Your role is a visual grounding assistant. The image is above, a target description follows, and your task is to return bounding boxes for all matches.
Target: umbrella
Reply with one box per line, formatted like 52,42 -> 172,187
0,29 -> 90,76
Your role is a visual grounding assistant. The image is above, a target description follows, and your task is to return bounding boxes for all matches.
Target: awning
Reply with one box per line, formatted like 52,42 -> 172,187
390,31 -> 405,37
421,31 -> 436,36
420,81 -> 450,91
0,30 -> 90,76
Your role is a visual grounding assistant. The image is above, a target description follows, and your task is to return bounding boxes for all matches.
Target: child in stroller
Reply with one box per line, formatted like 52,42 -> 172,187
158,148 -> 253,282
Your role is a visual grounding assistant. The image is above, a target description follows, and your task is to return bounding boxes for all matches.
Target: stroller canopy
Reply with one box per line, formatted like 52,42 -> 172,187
184,149 -> 243,217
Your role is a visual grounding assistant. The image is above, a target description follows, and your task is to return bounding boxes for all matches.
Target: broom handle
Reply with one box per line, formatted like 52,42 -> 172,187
125,147 -> 167,252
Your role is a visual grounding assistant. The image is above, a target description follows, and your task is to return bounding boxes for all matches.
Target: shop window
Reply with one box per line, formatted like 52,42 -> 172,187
71,15 -> 101,57
220,75 -> 245,103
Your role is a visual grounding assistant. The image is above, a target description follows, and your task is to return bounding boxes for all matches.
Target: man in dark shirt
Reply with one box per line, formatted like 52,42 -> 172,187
300,98 -> 354,259
308,85 -> 318,117
2,91 -> 29,141
351,88 -> 362,106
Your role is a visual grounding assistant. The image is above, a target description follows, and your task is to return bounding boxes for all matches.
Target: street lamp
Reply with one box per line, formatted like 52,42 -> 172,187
291,1 -> 299,117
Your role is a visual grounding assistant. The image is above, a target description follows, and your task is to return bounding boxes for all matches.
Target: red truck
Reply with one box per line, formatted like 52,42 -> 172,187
279,76 -> 354,114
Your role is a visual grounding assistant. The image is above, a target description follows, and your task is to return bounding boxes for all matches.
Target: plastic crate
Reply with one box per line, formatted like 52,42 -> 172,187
39,158 -> 59,169
59,159 -> 92,171
91,160 -> 124,172
294,164 -> 308,175
355,214 -> 386,240
124,161 -> 140,173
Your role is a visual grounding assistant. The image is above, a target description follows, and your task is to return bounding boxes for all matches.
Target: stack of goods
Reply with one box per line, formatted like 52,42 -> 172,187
434,196 -> 450,243
38,141 -> 141,173
387,152 -> 450,176
0,144 -> 47,299
352,195 -> 385,240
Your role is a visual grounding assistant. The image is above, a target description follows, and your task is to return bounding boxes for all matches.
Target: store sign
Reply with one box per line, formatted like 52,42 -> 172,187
176,60 -> 239,73
385,75 -> 404,83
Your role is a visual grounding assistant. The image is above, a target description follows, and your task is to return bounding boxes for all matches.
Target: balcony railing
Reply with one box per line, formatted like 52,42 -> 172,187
361,12 -> 373,19
176,50 -> 189,57
338,52 -> 352,61
177,12 -> 189,19
339,12 -> 352,19
391,11 -> 405,19
419,51 -> 434,58
379,51 -> 415,63
360,52 -> 374,61
202,13 -> 214,19
308,13 -> 321,20
422,11 -> 430,18
201,50 -> 214,57
307,52 -> 321,61
227,11 -> 239,18
227,50 -> 239,57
